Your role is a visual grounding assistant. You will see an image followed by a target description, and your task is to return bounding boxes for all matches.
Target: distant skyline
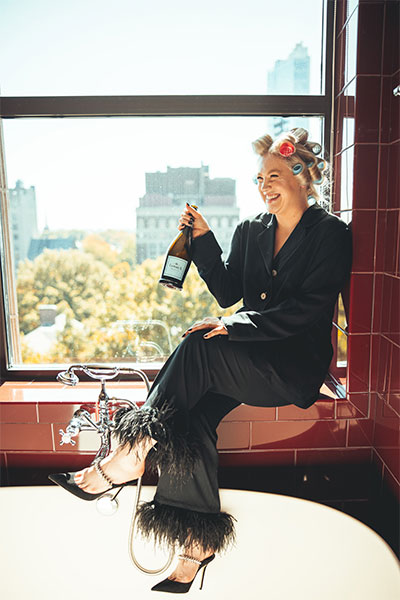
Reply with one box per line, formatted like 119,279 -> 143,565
1,0 -> 324,231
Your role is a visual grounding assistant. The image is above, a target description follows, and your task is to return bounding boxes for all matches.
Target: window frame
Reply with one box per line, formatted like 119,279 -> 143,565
0,0 -> 337,382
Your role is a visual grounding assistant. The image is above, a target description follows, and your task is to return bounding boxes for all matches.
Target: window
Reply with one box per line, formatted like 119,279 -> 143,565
0,0 -> 335,378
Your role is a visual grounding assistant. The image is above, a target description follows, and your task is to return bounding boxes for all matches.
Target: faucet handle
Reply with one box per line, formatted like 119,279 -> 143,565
59,428 -> 77,446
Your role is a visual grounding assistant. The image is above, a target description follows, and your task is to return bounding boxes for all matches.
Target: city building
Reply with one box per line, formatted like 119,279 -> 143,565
136,165 -> 239,263
267,42 -> 310,136
8,180 -> 38,273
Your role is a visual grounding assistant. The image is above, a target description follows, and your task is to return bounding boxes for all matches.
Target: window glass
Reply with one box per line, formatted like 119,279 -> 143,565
2,116 -> 323,366
0,0 -> 325,96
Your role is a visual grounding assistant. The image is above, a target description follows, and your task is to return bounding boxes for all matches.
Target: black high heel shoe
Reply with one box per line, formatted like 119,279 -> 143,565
48,462 -> 137,502
151,553 -> 215,594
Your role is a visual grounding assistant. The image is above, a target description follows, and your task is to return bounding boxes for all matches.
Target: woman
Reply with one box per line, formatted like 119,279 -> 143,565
49,128 -> 352,593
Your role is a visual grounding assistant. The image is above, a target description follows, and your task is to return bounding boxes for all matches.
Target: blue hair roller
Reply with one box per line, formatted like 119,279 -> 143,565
317,160 -> 325,170
306,160 -> 314,168
292,163 -> 304,175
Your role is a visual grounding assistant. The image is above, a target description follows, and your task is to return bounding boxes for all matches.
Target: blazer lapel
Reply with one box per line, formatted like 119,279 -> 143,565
257,213 -> 275,276
274,221 -> 306,271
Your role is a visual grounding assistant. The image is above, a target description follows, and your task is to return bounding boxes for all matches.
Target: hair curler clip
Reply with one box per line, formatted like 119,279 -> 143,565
311,143 -> 322,155
279,141 -> 295,157
292,163 -> 304,175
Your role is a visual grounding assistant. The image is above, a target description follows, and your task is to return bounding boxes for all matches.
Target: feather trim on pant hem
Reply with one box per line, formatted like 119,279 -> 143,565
113,401 -> 200,480
135,500 -> 236,554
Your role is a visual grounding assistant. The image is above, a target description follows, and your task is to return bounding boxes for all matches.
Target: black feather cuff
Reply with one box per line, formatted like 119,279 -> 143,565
135,501 -> 236,554
113,402 -> 200,479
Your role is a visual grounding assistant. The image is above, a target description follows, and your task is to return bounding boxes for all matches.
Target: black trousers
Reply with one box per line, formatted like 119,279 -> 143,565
114,330 -> 293,553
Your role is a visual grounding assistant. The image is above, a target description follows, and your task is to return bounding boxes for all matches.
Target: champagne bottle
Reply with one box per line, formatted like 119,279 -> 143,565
159,205 -> 198,290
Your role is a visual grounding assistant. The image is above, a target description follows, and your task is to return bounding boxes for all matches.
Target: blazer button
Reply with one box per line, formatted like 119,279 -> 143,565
260,292 -> 267,300
272,269 -> 278,277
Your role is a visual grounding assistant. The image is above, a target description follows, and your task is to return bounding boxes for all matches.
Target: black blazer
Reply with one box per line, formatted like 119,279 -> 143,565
192,203 -> 352,409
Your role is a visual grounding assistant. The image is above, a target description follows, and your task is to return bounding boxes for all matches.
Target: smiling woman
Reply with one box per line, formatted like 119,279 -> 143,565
47,126 -> 352,592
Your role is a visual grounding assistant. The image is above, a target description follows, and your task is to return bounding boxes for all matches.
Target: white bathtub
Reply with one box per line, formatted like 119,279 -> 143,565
0,485 -> 399,599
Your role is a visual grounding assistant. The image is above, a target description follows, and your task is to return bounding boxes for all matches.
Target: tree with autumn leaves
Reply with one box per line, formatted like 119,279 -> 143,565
18,234 -> 240,364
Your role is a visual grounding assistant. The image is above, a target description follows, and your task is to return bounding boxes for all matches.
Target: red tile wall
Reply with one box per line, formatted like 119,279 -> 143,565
334,0 -> 400,499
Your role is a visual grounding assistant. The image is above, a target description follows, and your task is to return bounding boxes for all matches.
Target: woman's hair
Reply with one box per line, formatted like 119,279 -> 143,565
252,127 -> 331,208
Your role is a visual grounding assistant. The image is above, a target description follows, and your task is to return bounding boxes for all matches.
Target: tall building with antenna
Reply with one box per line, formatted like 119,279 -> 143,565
267,42 -> 310,136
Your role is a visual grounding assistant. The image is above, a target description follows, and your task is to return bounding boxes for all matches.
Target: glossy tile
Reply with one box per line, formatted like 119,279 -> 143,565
383,0 -> 400,75
353,144 -> 379,207
216,422 -> 250,450
277,401 -> 334,421
387,392 -> 400,417
338,394 -> 368,417
389,343 -> 399,396
370,334 -> 391,395
347,392 -> 370,416
347,417 -> 374,446
373,273 -> 383,332
375,211 -> 399,275
296,448 -> 371,465
380,275 -> 400,344
383,465 -> 400,498
251,420 -> 347,450
0,452 -> 6,468
53,425 -> 102,453
378,144 -> 390,209
350,210 -> 376,271
387,141 -> 400,209
222,404 -> 276,422
0,423 -> 53,451
218,450 -> 295,468
348,273 -> 373,332
0,403 -> 37,423
5,451 -> 95,470
356,2 -> 384,75
371,447 -> 384,480
38,403 -> 89,423
373,396 -> 399,449
347,334 -> 371,392
355,77 -> 382,143
381,76 -> 400,143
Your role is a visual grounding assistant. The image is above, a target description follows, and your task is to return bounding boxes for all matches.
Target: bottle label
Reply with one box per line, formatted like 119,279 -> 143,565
163,256 -> 188,281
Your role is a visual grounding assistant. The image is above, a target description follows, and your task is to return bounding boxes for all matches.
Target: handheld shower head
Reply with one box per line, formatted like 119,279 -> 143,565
57,369 -> 79,386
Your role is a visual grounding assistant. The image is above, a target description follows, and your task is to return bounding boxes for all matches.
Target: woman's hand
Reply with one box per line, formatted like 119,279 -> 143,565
182,317 -> 228,339
178,203 -> 210,239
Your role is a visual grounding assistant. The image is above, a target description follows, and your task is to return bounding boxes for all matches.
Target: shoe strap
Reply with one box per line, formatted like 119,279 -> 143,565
178,554 -> 202,566
94,462 -> 114,487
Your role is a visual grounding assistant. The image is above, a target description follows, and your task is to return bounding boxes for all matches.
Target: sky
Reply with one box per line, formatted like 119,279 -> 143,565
0,0 -> 325,231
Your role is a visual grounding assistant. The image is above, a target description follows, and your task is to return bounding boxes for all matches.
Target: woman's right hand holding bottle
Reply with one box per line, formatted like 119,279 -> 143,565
178,203 -> 211,239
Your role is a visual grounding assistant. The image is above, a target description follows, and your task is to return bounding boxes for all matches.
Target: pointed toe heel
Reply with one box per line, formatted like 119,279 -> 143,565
48,462 -> 138,502
151,554 -> 215,594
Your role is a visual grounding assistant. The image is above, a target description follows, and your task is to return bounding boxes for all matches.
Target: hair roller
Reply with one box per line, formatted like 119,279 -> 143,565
310,143 -> 322,155
289,127 -> 308,144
